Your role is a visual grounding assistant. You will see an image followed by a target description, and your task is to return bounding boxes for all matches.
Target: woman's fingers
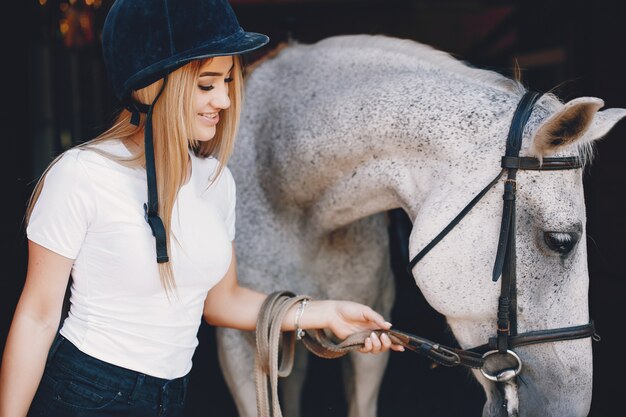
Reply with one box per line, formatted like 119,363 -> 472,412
361,308 -> 392,330
391,344 -> 406,352
333,301 -> 405,353
359,336 -> 373,353
380,333 -> 392,351
359,332 -> 405,353
369,332 -> 382,353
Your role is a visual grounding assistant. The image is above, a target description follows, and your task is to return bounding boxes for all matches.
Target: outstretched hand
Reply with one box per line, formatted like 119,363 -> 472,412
311,300 -> 405,354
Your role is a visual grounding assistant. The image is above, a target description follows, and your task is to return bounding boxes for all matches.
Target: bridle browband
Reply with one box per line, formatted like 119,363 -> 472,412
405,91 -> 597,382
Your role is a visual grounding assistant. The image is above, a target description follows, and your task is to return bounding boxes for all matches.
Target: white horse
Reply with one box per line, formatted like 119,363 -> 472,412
217,34 -> 626,417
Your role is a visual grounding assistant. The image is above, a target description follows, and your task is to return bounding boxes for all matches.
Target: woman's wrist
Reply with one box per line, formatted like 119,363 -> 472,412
298,299 -> 332,330
281,298 -> 326,332
293,298 -> 308,339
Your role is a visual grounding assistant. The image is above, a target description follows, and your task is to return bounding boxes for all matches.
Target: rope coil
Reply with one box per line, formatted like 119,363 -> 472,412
255,291 -> 391,417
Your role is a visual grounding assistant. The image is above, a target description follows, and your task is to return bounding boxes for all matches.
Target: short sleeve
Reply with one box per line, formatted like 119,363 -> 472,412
26,151 -> 96,259
223,168 -> 236,241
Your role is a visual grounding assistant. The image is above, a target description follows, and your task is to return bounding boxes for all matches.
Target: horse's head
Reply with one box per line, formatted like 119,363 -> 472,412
409,93 -> 626,417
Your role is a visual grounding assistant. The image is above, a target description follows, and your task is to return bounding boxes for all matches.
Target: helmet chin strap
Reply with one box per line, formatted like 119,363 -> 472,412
127,76 -> 170,263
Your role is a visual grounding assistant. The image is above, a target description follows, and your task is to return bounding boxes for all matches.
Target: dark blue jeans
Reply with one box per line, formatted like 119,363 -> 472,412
28,335 -> 189,417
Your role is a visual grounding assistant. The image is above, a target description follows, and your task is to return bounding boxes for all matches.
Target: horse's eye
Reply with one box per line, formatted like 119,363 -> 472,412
544,232 -> 579,254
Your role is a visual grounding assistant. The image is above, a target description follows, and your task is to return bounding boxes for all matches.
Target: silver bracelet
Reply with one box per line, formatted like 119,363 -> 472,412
294,299 -> 309,340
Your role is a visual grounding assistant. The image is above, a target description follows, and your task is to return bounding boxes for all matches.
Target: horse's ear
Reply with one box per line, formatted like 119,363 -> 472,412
529,97 -> 625,156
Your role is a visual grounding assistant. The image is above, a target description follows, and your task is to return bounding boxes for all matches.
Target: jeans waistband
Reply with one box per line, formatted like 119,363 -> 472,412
48,334 -> 188,403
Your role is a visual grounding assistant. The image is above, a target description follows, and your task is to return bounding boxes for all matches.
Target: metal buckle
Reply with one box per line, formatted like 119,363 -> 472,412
435,345 -> 461,365
504,178 -> 517,191
497,323 -> 510,334
480,349 -> 522,382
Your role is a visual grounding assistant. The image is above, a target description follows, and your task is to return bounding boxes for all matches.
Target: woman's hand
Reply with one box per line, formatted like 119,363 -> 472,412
302,300 -> 405,354
206,245 -> 405,354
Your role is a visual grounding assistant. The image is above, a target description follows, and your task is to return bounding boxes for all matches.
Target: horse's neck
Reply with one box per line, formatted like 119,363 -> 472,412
276,100 -> 515,235
242,42 -> 524,234
306,149 -> 419,233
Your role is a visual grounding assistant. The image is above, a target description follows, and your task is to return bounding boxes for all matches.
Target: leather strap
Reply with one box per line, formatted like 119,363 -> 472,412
407,168 -> 506,273
303,327 -> 476,367
494,91 -> 541,352
123,99 -> 151,126
484,321 -> 597,351
493,91 -> 542,281
501,156 -> 582,170
505,92 -> 542,156
302,321 -> 597,369
143,76 -> 169,263
122,77 -> 170,264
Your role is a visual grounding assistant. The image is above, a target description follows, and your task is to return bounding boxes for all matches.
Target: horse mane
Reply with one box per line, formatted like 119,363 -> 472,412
316,34 -> 527,95
316,35 -> 598,165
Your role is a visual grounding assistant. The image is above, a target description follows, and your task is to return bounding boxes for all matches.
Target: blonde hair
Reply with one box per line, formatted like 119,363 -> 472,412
26,56 -> 243,292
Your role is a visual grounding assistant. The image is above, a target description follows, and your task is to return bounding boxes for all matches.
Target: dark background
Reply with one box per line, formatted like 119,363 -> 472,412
3,1 -> 625,416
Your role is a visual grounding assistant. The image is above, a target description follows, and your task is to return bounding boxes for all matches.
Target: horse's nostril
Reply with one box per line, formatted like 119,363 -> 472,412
544,232 -> 578,254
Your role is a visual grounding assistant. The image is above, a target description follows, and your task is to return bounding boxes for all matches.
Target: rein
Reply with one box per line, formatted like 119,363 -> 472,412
255,92 -> 599,416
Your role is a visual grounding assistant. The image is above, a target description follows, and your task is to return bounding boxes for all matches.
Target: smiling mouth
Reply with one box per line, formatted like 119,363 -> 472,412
199,112 -> 219,123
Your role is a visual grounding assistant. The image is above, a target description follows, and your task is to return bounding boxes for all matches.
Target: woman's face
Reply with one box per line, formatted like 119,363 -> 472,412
191,56 -> 234,142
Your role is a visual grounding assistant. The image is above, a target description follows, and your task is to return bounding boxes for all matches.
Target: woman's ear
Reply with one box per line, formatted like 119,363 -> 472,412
529,97 -> 604,157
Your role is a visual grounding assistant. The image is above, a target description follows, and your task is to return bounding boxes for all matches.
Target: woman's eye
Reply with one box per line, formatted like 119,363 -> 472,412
198,77 -> 231,91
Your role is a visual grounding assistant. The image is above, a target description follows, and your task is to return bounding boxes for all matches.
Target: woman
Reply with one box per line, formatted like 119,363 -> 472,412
0,1 -> 402,416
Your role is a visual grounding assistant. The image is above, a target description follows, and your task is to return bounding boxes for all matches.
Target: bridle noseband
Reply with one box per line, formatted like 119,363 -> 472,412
406,91 -> 597,382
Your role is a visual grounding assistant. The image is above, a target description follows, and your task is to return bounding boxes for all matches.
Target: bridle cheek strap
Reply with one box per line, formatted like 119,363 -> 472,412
492,91 -> 542,353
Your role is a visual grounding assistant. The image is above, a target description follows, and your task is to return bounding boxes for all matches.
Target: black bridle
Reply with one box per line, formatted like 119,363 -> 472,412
404,91 -> 597,382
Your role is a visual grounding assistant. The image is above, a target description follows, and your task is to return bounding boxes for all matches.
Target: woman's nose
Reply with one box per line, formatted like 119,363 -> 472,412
211,86 -> 231,110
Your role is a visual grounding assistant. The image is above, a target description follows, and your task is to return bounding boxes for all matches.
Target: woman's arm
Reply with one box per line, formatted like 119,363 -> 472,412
0,241 -> 73,417
203,243 -> 403,353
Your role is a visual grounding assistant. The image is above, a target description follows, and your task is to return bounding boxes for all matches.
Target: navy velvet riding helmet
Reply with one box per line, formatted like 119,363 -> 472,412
102,0 -> 270,102
100,0 -> 269,264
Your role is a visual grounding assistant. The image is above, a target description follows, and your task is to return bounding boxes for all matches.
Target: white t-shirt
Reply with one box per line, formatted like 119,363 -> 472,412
27,140 -> 236,379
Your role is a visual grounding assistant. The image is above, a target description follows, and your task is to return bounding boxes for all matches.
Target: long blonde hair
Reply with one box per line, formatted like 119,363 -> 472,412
26,56 -> 243,292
